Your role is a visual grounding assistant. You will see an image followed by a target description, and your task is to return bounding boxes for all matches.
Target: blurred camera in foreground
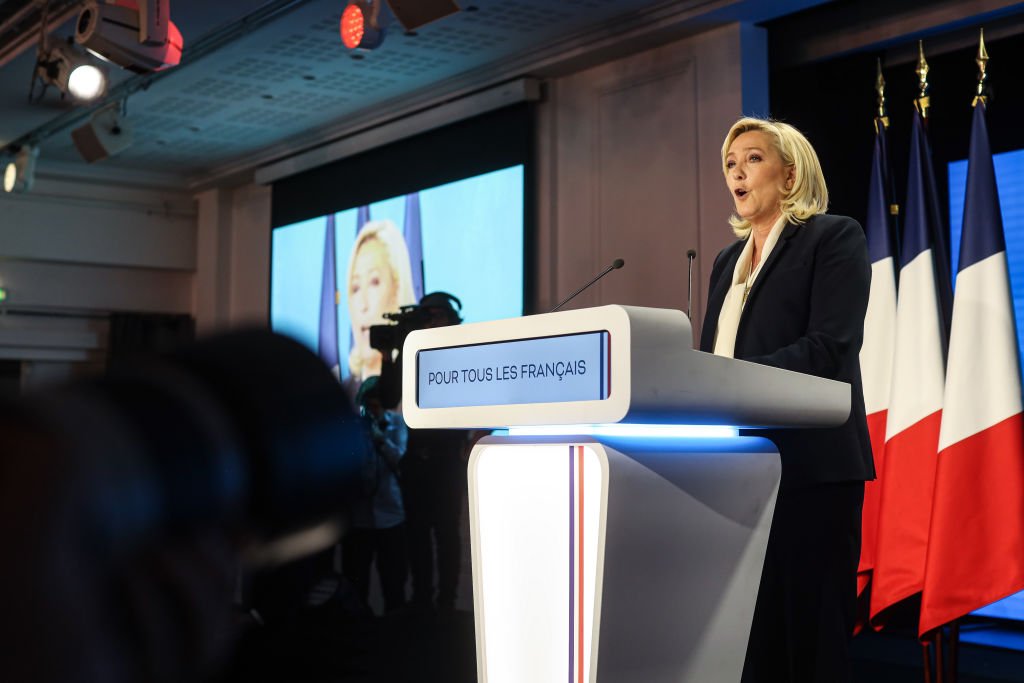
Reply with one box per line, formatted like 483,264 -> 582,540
0,329 -> 369,683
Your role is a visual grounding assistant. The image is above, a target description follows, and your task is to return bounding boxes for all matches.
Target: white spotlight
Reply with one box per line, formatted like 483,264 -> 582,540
37,42 -> 108,102
3,147 -> 39,194
67,63 -> 106,100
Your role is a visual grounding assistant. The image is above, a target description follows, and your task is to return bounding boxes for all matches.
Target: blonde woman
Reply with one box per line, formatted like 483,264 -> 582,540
700,117 -> 873,682
346,220 -> 416,387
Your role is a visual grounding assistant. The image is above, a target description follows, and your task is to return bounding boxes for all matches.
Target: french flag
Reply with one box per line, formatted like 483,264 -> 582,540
857,121 -> 898,599
919,101 -> 1024,636
870,111 -> 948,623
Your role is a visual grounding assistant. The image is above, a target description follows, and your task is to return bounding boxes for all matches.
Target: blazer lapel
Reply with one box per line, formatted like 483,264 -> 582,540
700,244 -> 742,351
735,222 -> 800,347
742,222 -> 799,308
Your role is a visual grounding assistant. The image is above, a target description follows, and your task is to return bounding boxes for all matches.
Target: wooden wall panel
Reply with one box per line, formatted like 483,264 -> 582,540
539,22 -> 768,347
594,62 -> 698,312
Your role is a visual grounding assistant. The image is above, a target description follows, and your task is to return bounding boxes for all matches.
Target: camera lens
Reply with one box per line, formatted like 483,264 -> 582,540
77,9 -> 93,36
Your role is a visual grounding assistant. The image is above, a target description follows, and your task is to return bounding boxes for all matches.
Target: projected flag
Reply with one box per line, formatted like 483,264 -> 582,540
356,204 -> 370,234
405,192 -> 424,301
318,213 -> 340,370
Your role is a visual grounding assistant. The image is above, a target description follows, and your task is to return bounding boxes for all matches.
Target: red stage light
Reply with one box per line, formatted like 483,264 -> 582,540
340,4 -> 365,49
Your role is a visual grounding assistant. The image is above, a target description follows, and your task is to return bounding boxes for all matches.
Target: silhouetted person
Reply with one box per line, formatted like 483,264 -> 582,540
399,293 -> 469,611
342,375 -> 409,614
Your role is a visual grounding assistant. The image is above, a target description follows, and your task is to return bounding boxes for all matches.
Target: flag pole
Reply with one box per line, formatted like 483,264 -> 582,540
876,57 -> 901,240
876,57 -> 901,230
917,40 -> 937,679
922,639 -> 934,683
915,40 -> 931,119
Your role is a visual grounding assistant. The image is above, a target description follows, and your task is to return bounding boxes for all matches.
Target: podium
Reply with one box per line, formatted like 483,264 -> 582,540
402,305 -> 850,683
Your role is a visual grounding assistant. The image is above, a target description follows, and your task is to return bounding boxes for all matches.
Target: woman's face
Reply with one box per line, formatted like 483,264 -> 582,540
725,130 -> 793,231
348,238 -> 398,352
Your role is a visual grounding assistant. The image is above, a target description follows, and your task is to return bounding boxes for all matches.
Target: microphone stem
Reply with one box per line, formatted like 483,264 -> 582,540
687,252 -> 696,319
550,263 -> 616,312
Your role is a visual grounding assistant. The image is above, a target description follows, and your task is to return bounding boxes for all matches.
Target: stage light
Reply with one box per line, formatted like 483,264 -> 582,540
385,0 -> 460,31
75,0 -> 184,73
71,104 -> 133,163
36,41 -> 108,102
340,0 -> 385,50
3,147 -> 39,194
0,287 -> 7,303
2,162 -> 14,193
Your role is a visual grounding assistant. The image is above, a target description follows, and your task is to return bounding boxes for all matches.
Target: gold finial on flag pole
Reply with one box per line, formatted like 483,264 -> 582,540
875,58 -> 889,132
915,40 -> 930,118
973,28 -> 989,108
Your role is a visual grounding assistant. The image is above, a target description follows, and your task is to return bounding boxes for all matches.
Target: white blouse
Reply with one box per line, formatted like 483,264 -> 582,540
713,215 -> 789,358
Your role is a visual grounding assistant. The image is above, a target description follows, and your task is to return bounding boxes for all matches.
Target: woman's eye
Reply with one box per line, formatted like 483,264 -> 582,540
726,160 -> 735,169
749,154 -> 761,162
370,276 -> 381,287
350,284 -> 360,295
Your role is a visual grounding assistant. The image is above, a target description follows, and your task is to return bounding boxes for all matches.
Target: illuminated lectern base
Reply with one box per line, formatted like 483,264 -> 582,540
468,433 -> 780,683
403,307 -> 849,681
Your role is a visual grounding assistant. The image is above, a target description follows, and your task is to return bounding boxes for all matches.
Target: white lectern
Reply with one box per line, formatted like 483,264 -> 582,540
401,306 -> 850,683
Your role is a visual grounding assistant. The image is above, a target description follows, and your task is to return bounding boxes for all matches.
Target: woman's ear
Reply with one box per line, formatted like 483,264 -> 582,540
785,166 -> 796,191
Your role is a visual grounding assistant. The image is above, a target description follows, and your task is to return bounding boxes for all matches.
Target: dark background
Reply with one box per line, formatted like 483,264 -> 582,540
770,27 -> 1024,239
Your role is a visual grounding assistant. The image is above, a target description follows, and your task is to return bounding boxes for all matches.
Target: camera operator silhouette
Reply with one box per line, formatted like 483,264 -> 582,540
395,293 -> 472,614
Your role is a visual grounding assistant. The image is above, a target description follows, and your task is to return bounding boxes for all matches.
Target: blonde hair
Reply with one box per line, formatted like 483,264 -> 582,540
722,117 -> 829,238
346,219 -> 417,378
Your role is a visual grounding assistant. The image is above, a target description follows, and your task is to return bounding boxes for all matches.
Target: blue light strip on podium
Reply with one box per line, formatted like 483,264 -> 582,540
507,424 -> 739,438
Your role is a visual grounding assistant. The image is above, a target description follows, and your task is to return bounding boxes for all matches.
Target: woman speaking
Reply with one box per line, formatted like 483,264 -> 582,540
700,117 -> 874,682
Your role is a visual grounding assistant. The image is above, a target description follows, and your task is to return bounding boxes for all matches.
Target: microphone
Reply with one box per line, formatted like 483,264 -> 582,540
686,249 -> 697,319
550,259 -> 625,313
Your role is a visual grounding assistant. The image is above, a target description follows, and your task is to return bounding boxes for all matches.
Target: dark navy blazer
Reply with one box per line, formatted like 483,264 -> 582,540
700,213 -> 875,489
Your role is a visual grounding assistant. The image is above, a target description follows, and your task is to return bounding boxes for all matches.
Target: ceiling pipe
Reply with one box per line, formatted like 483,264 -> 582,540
0,0 -> 82,70
0,0 -> 45,38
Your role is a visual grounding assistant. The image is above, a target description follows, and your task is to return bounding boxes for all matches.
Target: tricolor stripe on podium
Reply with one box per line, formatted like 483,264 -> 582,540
568,445 -> 587,683
920,102 -> 1024,635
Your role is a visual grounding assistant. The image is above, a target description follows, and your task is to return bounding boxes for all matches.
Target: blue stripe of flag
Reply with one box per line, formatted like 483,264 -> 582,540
958,102 -> 1006,272
901,110 -> 954,352
866,125 -> 897,264
902,113 -> 934,265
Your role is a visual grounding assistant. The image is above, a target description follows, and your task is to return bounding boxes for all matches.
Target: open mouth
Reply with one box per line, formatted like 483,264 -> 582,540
734,189 -> 748,198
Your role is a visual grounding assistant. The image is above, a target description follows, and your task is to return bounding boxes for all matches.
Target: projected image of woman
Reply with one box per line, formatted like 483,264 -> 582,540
346,220 -> 416,387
